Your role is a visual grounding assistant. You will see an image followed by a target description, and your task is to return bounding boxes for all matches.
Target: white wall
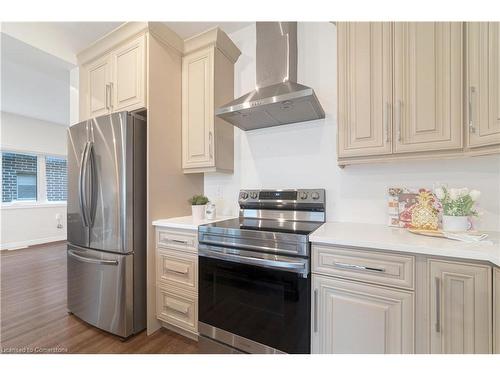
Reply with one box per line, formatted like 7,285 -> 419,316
1,111 -> 67,155
1,111 -> 68,250
204,22 -> 500,231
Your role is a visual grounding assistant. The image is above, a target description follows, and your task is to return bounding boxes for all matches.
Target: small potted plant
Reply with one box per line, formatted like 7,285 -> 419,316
188,194 -> 209,221
434,186 -> 480,232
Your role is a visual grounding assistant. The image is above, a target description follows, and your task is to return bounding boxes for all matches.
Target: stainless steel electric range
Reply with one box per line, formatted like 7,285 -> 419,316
197,189 -> 326,354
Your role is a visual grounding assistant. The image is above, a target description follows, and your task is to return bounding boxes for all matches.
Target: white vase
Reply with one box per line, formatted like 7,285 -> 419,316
442,215 -> 471,232
191,205 -> 206,221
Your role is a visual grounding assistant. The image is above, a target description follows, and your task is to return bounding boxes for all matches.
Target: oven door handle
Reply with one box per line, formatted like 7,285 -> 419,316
199,247 -> 309,278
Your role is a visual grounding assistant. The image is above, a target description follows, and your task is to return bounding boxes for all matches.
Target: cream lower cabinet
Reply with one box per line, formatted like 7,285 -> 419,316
182,29 -> 241,174
312,275 -> 414,354
467,22 -> 500,149
428,259 -> 492,354
155,227 -> 198,339
494,268 -> 500,354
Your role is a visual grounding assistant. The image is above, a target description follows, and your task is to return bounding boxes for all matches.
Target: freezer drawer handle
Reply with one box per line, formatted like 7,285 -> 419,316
68,250 -> 119,266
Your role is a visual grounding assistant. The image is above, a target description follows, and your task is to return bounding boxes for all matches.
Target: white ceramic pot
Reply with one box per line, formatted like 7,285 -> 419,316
442,215 -> 471,232
191,205 -> 206,221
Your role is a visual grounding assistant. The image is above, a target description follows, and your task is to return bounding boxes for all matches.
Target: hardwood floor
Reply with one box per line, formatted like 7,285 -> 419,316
0,242 -> 199,354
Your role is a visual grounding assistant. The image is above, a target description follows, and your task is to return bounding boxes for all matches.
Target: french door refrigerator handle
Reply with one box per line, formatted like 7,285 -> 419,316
68,249 -> 119,266
87,142 -> 97,227
81,141 -> 94,227
78,142 -> 90,227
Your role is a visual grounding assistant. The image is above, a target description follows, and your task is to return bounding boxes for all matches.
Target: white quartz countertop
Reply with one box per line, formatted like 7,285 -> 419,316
152,215 -> 236,231
310,222 -> 500,267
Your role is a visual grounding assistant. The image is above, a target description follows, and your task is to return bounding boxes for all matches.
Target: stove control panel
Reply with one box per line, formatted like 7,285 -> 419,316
238,189 -> 325,205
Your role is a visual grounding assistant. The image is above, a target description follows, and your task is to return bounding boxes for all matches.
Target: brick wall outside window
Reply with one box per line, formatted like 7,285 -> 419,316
2,152 -> 38,202
46,157 -> 67,201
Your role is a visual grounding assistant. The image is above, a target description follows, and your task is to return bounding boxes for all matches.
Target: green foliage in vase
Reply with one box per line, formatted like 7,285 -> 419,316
434,186 -> 480,217
188,194 -> 209,206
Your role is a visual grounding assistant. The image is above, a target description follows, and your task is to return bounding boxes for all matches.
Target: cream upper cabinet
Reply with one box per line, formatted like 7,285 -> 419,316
182,28 -> 240,174
494,268 -> 500,354
393,22 -> 463,153
112,34 -> 146,112
337,22 -> 498,166
467,22 -> 500,148
312,275 -> 414,354
182,47 -> 214,170
86,54 -> 112,119
79,32 -> 147,121
428,259 -> 492,354
337,22 -> 393,157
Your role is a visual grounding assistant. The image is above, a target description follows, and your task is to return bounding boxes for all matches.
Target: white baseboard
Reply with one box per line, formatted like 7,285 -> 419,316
0,235 -> 67,251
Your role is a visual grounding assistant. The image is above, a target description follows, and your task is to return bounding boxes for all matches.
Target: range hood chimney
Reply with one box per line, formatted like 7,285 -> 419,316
215,22 -> 325,131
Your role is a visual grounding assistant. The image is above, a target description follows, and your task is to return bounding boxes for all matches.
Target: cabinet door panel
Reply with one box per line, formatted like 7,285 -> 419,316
182,47 -> 214,169
87,55 -> 111,118
112,35 -> 146,112
467,22 -> 500,148
312,275 -> 414,354
494,268 -> 500,354
393,22 -> 463,153
429,260 -> 492,353
337,22 -> 392,157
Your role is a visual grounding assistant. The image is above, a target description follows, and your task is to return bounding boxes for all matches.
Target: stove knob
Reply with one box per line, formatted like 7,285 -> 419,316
311,192 -> 320,200
240,191 -> 249,200
250,192 -> 258,199
299,192 -> 308,200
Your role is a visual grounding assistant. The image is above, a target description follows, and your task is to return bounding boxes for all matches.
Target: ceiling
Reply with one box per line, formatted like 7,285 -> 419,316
1,22 -> 253,64
1,33 -> 71,125
1,22 -> 123,65
164,22 -> 253,39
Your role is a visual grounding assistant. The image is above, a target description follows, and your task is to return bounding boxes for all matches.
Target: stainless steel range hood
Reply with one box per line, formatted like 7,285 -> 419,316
215,22 -> 325,131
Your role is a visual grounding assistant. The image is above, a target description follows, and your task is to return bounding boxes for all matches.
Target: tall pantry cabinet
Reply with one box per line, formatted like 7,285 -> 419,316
76,22 -> 204,335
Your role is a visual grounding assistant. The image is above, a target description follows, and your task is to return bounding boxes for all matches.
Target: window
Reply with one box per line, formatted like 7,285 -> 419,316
46,156 -> 67,201
2,152 -> 38,203
16,172 -> 37,200
1,152 -> 67,204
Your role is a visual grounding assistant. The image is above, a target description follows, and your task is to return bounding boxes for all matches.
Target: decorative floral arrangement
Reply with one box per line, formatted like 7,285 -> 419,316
434,186 -> 480,217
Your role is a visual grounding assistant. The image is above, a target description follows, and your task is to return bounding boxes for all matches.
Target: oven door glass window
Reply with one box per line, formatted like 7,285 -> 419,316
199,255 -> 310,354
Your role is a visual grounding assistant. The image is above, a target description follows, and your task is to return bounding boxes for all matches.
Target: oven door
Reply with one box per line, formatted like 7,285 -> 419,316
198,244 -> 311,354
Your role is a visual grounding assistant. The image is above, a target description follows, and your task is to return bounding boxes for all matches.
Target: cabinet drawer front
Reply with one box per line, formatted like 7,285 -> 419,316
156,285 -> 197,333
156,229 -> 197,253
157,249 -> 197,292
312,245 -> 414,289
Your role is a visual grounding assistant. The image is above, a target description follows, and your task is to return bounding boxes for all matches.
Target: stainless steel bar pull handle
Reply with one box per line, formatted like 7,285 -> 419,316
170,239 -> 188,245
68,250 -> 119,266
199,247 -> 308,277
334,262 -> 385,273
469,86 -> 476,134
385,102 -> 390,143
397,100 -> 403,142
314,289 -> 319,333
435,277 -> 441,333
209,131 -> 213,159
105,84 -> 110,110
109,82 -> 113,109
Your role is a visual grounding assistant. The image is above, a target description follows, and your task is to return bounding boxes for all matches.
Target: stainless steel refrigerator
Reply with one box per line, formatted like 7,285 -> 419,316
67,111 -> 146,338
